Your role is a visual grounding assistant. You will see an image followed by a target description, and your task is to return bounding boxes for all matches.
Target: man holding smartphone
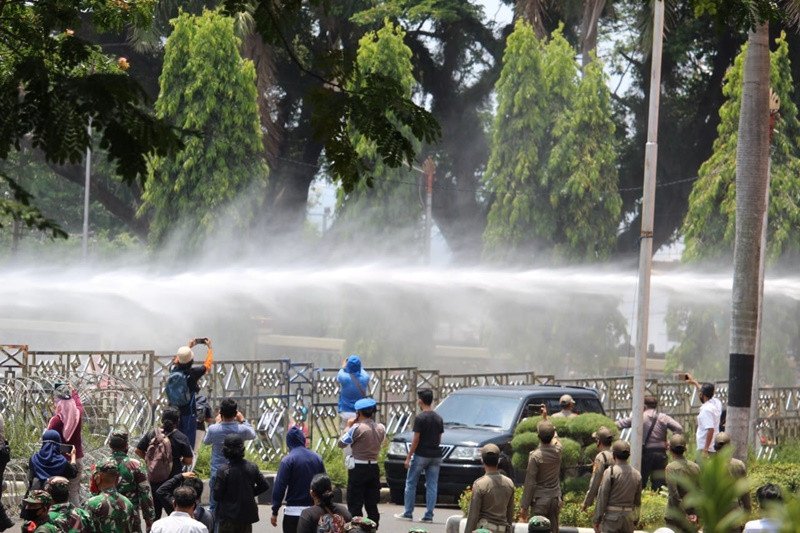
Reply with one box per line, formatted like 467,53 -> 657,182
685,373 -> 722,457
167,338 -> 214,448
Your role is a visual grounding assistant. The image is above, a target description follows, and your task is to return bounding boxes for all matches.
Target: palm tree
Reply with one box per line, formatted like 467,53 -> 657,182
727,21 -> 771,461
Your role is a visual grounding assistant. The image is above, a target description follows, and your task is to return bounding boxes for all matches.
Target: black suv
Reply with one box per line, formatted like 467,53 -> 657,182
385,385 -> 605,503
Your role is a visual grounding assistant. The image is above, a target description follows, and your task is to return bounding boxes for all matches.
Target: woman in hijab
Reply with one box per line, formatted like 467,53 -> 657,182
28,430 -> 77,491
47,385 -> 83,505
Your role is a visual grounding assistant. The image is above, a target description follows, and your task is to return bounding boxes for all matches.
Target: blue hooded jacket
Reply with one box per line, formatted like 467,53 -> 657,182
271,426 -> 325,515
337,355 -> 371,413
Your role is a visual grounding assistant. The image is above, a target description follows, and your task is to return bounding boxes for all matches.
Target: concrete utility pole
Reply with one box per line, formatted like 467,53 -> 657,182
82,117 -> 92,259
630,0 -> 665,471
422,157 -> 435,264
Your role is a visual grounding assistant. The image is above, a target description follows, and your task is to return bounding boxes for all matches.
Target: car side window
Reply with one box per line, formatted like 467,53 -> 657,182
575,398 -> 604,415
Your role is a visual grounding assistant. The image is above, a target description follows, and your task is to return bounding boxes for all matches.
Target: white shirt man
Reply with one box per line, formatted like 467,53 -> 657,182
688,377 -> 722,455
743,518 -> 780,533
152,486 -> 208,533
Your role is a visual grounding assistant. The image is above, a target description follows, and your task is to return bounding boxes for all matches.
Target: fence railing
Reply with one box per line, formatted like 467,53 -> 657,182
2,346 -> 795,464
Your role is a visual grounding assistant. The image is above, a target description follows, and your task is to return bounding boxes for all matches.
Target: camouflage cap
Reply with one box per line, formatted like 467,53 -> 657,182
529,515 -> 552,530
95,458 -> 120,475
715,432 -> 731,447
23,490 -> 52,507
44,476 -> 70,490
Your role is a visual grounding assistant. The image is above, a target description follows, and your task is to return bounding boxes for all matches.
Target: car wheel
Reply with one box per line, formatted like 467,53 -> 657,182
389,484 -> 404,505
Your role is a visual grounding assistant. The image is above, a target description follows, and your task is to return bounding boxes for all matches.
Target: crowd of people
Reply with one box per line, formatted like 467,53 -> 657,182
464,375 -> 776,533
0,345 -> 786,533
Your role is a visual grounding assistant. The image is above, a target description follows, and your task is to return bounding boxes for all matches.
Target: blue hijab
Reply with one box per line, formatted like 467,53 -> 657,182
30,430 -> 67,481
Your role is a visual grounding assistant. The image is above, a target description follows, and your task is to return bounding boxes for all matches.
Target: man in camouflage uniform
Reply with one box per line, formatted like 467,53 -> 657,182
593,440 -> 642,533
665,435 -> 700,533
44,476 -> 90,533
582,427 -> 615,512
519,414 -> 562,533
20,491 -> 58,533
101,431 -> 155,532
83,459 -> 136,533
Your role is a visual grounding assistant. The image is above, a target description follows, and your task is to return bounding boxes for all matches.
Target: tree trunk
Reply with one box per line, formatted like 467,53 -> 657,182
515,0 -> 547,38
728,22 -> 770,461
580,0 -> 606,68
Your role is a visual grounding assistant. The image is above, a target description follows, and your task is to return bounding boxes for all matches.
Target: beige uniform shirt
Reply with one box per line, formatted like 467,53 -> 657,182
593,463 -> 642,524
347,419 -> 386,461
583,449 -> 613,508
464,472 -> 515,533
665,457 -> 700,518
520,440 -> 562,511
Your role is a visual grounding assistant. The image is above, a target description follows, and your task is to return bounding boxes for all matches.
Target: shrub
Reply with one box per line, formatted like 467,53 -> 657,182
322,447 -> 348,487
562,475 -> 590,495
512,451 -> 529,471
515,416 -> 542,435
561,438 -> 582,469
581,443 -> 599,464
566,413 -> 618,447
511,432 -> 540,457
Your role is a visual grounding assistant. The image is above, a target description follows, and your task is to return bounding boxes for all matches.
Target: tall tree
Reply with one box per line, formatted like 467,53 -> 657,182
0,0 -> 180,236
482,20 -> 550,261
692,0 -> 800,459
334,22 -> 423,258
141,10 -> 268,246
546,56 -> 621,260
682,34 -> 800,261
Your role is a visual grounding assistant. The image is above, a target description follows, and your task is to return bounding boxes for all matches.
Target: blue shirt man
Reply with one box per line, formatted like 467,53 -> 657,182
270,426 -> 325,531
337,355 -> 370,419
202,398 -> 256,511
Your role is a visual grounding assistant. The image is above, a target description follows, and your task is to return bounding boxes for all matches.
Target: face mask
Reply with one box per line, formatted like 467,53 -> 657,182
20,508 -> 42,521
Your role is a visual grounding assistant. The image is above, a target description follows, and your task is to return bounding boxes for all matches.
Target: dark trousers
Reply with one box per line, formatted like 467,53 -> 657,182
347,463 -> 381,525
179,396 -> 198,448
282,515 -> 300,533
642,449 -> 667,491
218,522 -> 252,533
150,481 -> 166,518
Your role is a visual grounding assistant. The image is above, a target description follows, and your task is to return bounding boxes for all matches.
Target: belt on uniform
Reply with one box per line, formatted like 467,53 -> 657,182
606,505 -> 634,512
352,459 -> 378,464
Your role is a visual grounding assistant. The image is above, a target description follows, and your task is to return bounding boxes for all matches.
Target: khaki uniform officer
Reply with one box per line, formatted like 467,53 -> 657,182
714,433 -> 751,517
593,440 -> 642,533
464,444 -> 515,533
551,395 -> 578,418
519,419 -> 562,532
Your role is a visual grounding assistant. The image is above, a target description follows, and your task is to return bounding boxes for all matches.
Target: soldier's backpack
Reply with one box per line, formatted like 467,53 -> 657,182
166,370 -> 192,408
145,428 -> 174,483
317,512 -> 346,533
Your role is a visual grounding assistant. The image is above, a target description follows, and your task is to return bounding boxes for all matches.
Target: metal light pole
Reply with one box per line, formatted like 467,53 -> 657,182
82,117 -> 92,258
630,0 -> 665,471
422,157 -> 435,264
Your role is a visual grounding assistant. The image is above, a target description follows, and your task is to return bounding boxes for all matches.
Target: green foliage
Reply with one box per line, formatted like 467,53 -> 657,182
566,413 -> 619,447
334,21 -> 423,255
682,33 -> 800,262
749,462 -> 800,495
683,448 -> 749,533
545,55 -> 621,261
225,0 -> 440,192
0,0 -> 180,233
321,447 -> 349,488
560,437 -> 582,469
511,414 -> 615,472
141,10 -> 268,246
483,23 -> 620,262
482,21 -> 562,261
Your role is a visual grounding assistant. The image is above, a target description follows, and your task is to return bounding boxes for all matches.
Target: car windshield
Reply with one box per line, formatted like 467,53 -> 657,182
435,394 -> 520,430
